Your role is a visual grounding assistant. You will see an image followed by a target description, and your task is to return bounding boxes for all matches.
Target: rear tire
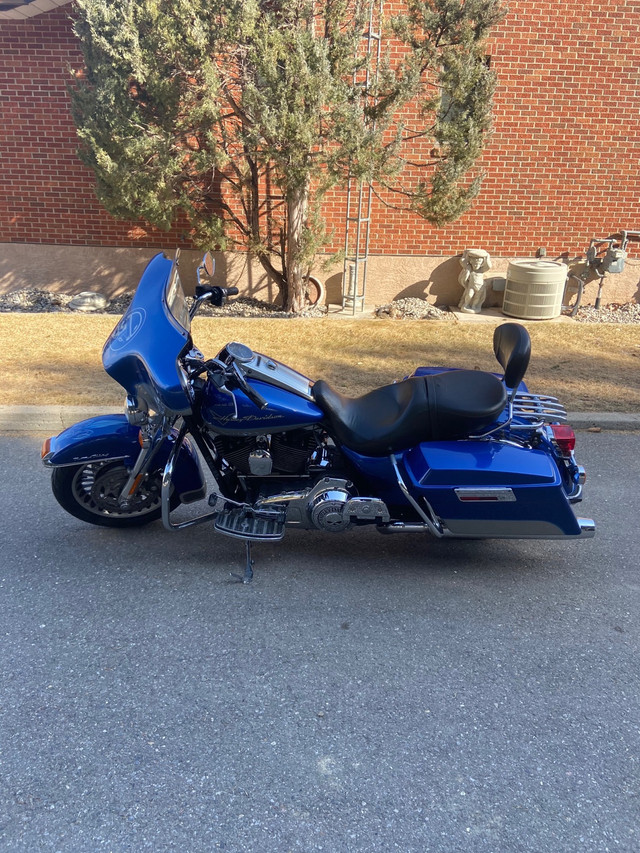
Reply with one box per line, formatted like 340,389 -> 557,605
51,461 -> 177,528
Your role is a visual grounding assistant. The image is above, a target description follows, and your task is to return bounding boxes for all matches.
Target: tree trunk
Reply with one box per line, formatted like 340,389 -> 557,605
285,182 -> 309,313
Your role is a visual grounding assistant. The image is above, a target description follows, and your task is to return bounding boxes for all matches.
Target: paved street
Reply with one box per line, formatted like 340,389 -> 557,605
0,431 -> 638,852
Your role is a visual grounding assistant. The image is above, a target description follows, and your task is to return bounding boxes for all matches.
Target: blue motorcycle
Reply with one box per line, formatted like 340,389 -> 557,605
42,251 -> 594,581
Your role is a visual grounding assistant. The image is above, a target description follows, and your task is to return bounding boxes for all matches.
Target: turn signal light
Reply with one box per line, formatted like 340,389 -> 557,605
550,424 -> 576,454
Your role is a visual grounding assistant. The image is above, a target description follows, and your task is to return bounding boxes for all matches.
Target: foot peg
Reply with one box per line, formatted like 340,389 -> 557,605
214,507 -> 285,541
209,499 -> 285,583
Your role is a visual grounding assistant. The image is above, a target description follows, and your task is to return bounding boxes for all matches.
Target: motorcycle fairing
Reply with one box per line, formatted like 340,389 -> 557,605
338,448 -> 408,505
42,414 -> 206,504
102,254 -> 192,416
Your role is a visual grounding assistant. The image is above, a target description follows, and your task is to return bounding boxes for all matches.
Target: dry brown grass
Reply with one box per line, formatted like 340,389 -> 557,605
1,313 -> 639,411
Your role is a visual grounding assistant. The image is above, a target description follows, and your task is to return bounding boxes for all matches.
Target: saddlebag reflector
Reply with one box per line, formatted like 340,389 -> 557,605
455,488 -> 516,502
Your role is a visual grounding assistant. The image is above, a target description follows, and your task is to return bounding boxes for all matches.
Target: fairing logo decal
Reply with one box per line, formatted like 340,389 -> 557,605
108,309 -> 146,351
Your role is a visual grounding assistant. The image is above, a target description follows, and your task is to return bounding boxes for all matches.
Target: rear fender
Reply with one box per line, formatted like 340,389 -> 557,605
41,414 -> 206,504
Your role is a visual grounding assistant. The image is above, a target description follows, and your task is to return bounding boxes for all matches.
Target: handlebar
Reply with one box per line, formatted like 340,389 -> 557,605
190,357 -> 268,412
189,284 -> 240,322
230,361 -> 268,410
194,284 -> 239,305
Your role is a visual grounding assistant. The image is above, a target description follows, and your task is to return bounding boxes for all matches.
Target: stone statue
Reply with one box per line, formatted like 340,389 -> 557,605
458,249 -> 492,313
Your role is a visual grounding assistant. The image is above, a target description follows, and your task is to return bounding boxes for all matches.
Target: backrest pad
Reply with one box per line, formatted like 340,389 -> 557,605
493,323 -> 531,390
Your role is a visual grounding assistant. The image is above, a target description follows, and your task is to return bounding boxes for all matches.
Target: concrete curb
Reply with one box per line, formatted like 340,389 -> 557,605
565,412 -> 640,431
0,406 -> 120,433
0,405 -> 638,434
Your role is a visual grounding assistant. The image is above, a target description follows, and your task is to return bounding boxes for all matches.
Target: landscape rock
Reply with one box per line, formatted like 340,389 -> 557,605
68,291 -> 109,312
573,302 -> 640,324
374,298 -> 455,321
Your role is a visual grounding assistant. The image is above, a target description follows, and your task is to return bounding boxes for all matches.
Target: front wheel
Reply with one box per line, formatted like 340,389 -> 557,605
51,461 -> 178,528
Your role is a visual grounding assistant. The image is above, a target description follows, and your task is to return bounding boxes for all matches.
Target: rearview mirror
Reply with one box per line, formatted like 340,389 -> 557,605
200,252 -> 214,278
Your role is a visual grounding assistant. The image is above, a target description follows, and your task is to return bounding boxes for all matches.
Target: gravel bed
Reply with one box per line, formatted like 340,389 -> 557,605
573,302 -> 640,324
0,288 -> 638,323
196,296 -> 327,318
374,297 -> 455,320
0,289 -> 326,318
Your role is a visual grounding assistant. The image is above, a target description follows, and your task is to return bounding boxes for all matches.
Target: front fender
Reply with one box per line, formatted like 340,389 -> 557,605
41,414 -> 206,504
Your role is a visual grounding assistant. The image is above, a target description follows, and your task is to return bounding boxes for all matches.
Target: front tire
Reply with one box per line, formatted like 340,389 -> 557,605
51,461 -> 177,528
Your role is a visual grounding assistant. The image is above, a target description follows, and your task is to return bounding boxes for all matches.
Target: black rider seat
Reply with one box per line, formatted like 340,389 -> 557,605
312,370 -> 507,456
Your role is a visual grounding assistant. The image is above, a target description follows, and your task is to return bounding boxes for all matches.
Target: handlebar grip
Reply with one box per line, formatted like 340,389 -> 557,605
244,384 -> 268,410
225,287 -> 239,297
230,360 -> 268,409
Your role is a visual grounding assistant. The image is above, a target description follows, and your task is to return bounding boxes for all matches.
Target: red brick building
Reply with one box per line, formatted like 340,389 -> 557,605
1,0 -> 639,303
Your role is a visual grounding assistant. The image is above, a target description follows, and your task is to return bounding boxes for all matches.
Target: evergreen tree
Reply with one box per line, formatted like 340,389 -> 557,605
71,0 -> 504,312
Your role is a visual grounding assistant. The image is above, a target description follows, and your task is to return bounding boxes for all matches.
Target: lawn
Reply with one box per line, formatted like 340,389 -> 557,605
2,313 -> 638,412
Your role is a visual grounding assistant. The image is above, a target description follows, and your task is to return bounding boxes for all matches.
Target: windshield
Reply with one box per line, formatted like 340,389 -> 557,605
165,260 -> 190,332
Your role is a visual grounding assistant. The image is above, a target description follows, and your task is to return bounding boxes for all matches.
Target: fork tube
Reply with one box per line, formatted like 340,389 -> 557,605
117,437 -> 159,504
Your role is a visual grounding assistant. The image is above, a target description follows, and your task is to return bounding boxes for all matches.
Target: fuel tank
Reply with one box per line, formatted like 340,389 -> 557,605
201,354 -> 325,435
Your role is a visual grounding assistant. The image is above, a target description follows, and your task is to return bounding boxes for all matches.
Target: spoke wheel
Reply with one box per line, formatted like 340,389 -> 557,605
52,461 -> 175,528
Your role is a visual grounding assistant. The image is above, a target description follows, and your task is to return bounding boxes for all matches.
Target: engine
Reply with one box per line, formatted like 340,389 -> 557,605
213,428 -> 318,477
212,430 -> 391,533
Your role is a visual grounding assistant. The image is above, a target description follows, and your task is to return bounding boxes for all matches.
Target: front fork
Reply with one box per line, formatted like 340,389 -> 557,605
117,413 -> 210,512
117,409 -> 178,507
117,433 -> 157,507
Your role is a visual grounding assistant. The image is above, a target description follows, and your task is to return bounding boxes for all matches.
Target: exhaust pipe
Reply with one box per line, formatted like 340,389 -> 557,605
577,518 -> 596,538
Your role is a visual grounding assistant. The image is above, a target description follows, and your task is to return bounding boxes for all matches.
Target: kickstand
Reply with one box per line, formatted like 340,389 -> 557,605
230,540 -> 254,584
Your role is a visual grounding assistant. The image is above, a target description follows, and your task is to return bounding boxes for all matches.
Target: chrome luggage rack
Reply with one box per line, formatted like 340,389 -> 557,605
471,391 -> 567,439
510,392 -> 567,428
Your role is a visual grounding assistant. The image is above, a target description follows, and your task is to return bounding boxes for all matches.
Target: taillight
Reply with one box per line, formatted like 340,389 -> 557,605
550,424 -> 576,455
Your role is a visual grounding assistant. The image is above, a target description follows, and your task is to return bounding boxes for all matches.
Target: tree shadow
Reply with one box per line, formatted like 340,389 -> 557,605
394,256 -> 461,306
324,257 -> 465,308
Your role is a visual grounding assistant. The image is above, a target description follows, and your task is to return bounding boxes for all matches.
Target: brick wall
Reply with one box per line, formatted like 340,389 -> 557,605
0,8 -> 184,248
1,2 -> 639,262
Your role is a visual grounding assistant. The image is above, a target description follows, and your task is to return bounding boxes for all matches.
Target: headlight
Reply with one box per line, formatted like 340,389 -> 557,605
125,395 -> 149,425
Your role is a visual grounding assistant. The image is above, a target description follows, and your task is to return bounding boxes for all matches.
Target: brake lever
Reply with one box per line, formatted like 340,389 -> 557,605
218,385 -> 239,420
201,358 -> 240,419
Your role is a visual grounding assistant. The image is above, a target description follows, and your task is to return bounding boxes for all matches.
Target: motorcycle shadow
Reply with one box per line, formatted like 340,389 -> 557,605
50,516 -> 566,586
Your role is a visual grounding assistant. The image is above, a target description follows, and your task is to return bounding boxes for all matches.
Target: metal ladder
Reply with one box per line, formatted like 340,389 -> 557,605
341,0 -> 383,314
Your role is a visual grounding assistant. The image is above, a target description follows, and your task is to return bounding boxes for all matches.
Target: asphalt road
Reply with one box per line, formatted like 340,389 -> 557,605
0,431 -> 638,853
